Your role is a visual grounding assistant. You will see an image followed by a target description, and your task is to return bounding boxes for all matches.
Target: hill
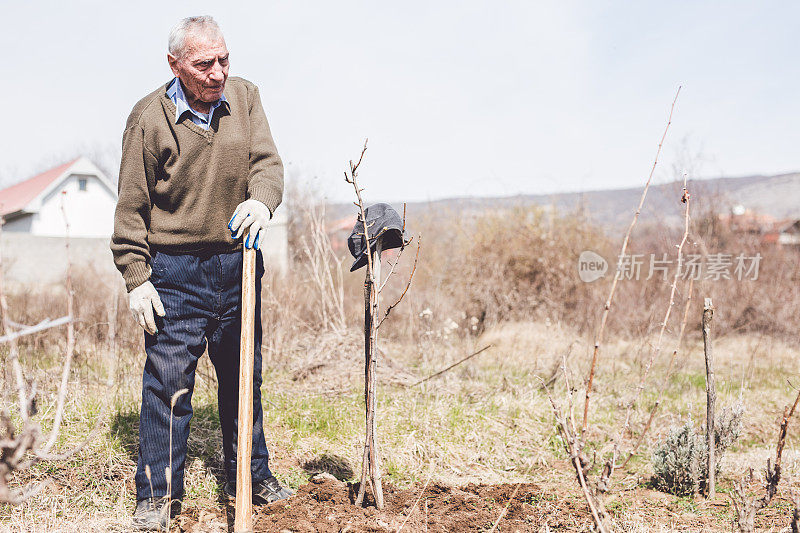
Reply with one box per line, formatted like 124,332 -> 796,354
332,171 -> 800,231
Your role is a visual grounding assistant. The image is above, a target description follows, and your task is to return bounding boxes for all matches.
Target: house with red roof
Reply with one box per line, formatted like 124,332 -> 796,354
0,158 -> 120,286
0,157 -> 118,238
0,157 -> 288,285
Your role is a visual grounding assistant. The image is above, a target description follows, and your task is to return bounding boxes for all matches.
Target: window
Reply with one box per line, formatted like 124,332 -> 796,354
78,178 -> 87,191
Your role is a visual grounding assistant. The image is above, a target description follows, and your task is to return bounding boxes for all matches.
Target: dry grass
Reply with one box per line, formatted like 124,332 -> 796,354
2,314 -> 800,530
3,199 -> 800,531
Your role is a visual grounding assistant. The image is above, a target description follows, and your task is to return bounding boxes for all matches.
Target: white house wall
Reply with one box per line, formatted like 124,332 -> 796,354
0,232 -> 120,289
2,215 -> 33,232
262,209 -> 288,275
32,174 -> 117,238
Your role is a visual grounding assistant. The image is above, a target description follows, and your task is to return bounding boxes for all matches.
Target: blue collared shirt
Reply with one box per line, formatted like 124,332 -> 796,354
166,78 -> 228,130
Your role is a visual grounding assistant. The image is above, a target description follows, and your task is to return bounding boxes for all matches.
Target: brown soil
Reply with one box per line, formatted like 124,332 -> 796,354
175,474 -> 587,532
254,476 -> 583,532
172,474 -> 799,533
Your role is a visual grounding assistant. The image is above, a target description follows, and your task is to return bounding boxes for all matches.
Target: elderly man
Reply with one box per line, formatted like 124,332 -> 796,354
111,16 -> 291,530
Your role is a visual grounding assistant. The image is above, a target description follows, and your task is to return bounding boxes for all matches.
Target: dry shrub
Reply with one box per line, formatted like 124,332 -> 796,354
5,191 -> 800,369
651,403 -> 744,496
5,266 -> 133,359
449,207 -> 602,325
335,199 -> 800,345
381,205 -> 611,340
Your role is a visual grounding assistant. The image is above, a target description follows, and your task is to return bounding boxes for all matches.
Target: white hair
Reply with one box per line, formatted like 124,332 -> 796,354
168,16 -> 224,58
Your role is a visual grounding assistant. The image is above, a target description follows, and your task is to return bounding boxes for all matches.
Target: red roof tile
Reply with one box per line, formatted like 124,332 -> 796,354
0,159 -> 79,217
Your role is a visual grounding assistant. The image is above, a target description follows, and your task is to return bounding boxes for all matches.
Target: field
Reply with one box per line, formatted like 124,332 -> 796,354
3,199 -> 800,532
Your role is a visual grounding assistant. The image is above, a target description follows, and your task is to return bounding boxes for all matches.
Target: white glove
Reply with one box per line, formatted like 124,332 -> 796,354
228,199 -> 271,250
129,281 -> 165,335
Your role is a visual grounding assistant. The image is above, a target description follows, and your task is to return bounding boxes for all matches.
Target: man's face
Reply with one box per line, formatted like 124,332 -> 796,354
168,33 -> 229,107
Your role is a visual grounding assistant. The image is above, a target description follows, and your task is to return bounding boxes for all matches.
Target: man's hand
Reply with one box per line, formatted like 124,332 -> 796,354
229,199 -> 270,249
129,281 -> 166,335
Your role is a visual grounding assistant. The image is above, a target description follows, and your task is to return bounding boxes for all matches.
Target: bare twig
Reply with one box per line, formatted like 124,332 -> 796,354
618,176 -> 691,467
344,139 -> 374,285
537,343 -> 577,392
377,236 -> 420,329
408,345 -> 493,388
345,139 -> 415,510
730,387 -> 800,532
397,462 -> 435,533
0,215 -> 32,424
346,140 -> 385,510
582,85 -> 682,435
40,193 -> 77,454
167,388 -> 188,531
0,316 -> 72,344
621,277 -> 694,468
0,198 -> 110,505
378,203 -> 409,293
542,375 -> 608,533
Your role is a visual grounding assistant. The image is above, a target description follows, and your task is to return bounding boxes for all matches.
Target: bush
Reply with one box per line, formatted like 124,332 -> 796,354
651,403 -> 743,496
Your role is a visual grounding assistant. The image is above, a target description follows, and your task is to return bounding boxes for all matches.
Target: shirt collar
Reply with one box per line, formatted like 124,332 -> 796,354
167,77 -> 228,124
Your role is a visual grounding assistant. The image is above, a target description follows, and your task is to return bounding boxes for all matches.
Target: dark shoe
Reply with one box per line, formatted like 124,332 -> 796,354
224,476 -> 294,505
131,497 -> 180,531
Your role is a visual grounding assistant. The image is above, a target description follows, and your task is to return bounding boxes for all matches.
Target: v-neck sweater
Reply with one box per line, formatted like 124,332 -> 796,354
111,76 -> 283,291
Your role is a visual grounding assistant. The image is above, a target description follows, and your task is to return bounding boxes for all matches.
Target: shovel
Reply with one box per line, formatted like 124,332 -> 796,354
234,233 -> 256,532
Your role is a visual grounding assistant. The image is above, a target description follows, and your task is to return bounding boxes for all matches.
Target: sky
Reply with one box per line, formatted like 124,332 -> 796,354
1,1 -> 798,203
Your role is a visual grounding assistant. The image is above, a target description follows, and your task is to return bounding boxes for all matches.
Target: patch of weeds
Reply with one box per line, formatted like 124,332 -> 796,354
546,428 -> 567,458
676,495 -> 699,513
383,456 -> 409,484
269,394 -> 360,442
670,371 -> 706,391
606,497 -> 632,514
275,466 -> 309,490
446,402 -> 466,429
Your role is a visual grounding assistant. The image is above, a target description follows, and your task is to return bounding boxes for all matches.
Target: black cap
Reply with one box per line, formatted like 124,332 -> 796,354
348,203 -> 405,272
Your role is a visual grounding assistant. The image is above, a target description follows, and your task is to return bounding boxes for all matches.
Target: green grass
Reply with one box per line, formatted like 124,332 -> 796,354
266,391 -> 361,442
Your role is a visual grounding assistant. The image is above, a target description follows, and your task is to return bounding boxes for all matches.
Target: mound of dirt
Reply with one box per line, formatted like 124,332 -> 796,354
251,474 -> 587,532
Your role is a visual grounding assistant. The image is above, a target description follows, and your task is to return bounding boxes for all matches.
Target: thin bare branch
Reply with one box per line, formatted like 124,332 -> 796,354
582,85 -> 682,436
542,379 -> 608,533
617,174 -> 691,468
622,276 -> 694,468
0,478 -> 52,506
408,345 -> 493,388
397,462 -> 435,533
377,236 -> 420,329
730,387 -> 800,532
40,193 -> 77,454
0,316 -> 72,344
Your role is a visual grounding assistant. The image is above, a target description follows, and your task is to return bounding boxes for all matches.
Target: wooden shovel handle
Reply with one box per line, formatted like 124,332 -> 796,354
234,238 -> 257,532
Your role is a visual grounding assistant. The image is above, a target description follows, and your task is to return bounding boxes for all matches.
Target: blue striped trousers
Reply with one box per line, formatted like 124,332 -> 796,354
134,249 -> 271,501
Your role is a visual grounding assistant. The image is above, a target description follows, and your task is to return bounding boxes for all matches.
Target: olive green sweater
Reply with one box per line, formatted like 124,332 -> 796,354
111,77 -> 283,291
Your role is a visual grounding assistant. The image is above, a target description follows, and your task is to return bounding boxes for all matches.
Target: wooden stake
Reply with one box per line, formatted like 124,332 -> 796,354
703,297 -> 716,499
234,236 -> 257,532
356,241 -> 384,508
